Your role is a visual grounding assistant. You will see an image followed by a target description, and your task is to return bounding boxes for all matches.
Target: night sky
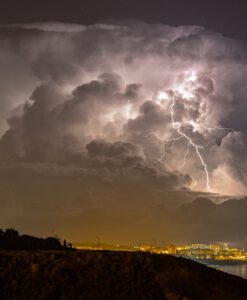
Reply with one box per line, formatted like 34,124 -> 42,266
1,0 -> 247,42
0,0 -> 247,246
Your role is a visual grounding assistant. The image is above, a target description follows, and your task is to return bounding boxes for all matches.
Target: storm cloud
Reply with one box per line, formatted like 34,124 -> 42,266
0,21 -> 247,242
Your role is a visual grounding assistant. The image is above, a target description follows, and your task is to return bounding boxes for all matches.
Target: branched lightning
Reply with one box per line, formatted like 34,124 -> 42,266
169,97 -> 212,192
152,70 -> 236,193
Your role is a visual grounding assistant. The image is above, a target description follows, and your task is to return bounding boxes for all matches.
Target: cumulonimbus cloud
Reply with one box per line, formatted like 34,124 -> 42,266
0,21 -> 247,239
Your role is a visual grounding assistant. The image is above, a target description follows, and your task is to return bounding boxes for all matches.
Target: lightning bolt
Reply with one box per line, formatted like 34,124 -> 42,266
169,97 -> 212,192
153,70 -> 236,193
144,98 -> 212,192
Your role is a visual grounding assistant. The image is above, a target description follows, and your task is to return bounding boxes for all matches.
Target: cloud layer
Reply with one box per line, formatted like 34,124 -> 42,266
0,21 -> 247,242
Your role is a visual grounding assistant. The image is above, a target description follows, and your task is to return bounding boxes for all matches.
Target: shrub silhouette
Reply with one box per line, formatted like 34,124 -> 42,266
0,228 -> 68,250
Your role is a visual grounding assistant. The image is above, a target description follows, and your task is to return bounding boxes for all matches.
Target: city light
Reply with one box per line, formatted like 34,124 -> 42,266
73,242 -> 247,262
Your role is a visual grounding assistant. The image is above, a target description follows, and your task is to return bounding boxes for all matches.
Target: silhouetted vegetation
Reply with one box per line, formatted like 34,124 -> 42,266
0,228 -> 71,250
0,249 -> 247,299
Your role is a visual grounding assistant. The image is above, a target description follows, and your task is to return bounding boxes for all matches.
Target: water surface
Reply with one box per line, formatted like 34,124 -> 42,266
212,264 -> 247,279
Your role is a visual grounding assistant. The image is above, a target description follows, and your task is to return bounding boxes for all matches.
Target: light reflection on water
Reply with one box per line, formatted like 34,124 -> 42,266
212,264 -> 247,279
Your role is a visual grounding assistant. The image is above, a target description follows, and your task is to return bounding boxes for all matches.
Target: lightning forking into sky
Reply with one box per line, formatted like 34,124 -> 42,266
155,70 -> 215,193
154,69 -> 240,193
169,95 -> 212,192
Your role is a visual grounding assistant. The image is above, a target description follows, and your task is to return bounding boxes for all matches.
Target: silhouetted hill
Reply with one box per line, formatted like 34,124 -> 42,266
0,228 -> 67,250
150,196 -> 247,245
0,250 -> 247,300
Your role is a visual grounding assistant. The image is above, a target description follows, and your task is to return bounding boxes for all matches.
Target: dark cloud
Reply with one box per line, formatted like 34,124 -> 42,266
126,101 -> 170,134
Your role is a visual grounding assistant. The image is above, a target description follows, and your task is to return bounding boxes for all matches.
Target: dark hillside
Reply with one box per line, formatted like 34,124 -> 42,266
0,250 -> 247,300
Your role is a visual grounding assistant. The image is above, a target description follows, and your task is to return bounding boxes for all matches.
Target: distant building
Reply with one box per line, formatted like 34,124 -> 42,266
178,247 -> 215,260
211,244 -> 228,251
168,245 -> 177,255
191,244 -> 209,250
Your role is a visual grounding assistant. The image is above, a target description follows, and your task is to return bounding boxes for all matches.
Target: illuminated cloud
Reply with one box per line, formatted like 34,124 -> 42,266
0,21 -> 247,240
